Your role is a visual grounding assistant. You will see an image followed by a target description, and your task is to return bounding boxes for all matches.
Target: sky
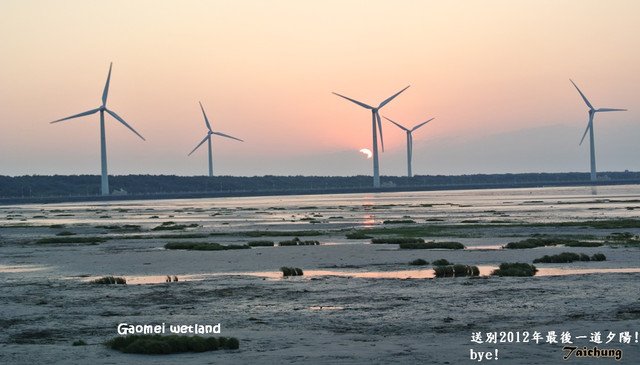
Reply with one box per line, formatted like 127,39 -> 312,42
0,0 -> 639,177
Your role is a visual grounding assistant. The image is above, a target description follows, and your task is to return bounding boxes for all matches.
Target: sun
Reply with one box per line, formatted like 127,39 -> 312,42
359,148 -> 372,159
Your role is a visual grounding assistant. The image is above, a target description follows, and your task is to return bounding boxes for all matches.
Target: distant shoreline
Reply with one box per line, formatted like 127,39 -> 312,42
2,177 -> 639,206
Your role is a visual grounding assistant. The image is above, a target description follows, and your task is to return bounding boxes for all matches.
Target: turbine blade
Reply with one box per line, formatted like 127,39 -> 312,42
382,116 -> 409,131
579,122 -> 591,146
596,108 -> 627,112
102,62 -> 113,107
51,108 -> 100,123
570,79 -> 594,110
411,117 -> 435,131
105,108 -> 146,141
188,135 -> 210,156
199,102 -> 212,131
378,85 -> 410,109
332,92 -> 373,109
376,112 -> 384,152
212,131 -> 244,142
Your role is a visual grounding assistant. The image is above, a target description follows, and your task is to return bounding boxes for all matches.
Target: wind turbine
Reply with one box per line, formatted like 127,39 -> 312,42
570,79 -> 627,182
188,102 -> 244,177
51,63 -> 145,196
383,116 -> 435,178
333,86 -> 410,188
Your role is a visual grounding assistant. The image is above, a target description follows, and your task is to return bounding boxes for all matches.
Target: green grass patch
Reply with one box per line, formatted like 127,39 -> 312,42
504,237 -> 599,249
432,259 -> 451,266
105,335 -> 239,354
280,267 -> 304,277
371,237 -> 425,244
563,241 -> 603,247
247,240 -> 275,247
91,276 -> 126,284
243,230 -> 323,237
434,265 -> 480,278
164,242 -> 250,251
36,236 -> 108,244
525,219 -> 640,229
346,231 -> 373,239
408,258 -> 428,266
118,233 -> 210,240
383,219 -> 416,224
152,222 -> 199,231
533,252 -> 607,263
55,230 -> 76,236
605,232 -> 640,246
399,241 -> 465,250
492,263 -> 537,277
96,224 -> 142,232
347,225 -> 479,238
278,237 -> 320,246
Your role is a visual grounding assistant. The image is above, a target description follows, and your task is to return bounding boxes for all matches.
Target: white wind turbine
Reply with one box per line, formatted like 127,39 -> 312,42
51,63 -> 145,196
383,116 -> 435,178
188,102 -> 244,177
333,86 -> 410,187
570,79 -> 627,182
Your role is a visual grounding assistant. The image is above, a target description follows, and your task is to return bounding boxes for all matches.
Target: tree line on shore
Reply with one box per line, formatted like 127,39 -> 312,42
1,171 -> 639,198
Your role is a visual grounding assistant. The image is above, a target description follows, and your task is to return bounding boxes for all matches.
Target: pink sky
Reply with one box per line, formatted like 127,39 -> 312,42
0,0 -> 639,176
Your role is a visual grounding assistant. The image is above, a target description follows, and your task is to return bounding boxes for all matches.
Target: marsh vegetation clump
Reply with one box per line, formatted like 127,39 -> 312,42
432,259 -> 451,266
590,253 -> 607,261
504,237 -> 600,249
164,242 -> 250,251
36,236 -> 108,244
55,230 -> 76,236
399,241 -> 465,250
105,335 -> 239,354
371,237 -> 424,244
408,258 -> 428,266
278,237 -> 320,246
247,240 -> 275,247
383,219 -> 416,224
91,276 -> 127,284
605,232 -> 640,246
491,263 -> 537,277
346,231 -> 373,239
280,267 -> 304,277
152,222 -> 199,231
533,252 -> 591,263
95,224 -> 142,232
72,340 -> 87,346
244,230 -> 322,237
434,265 -> 479,277
563,241 -> 603,247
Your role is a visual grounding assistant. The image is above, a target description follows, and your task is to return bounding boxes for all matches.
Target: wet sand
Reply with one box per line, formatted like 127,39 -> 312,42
1,186 -> 639,364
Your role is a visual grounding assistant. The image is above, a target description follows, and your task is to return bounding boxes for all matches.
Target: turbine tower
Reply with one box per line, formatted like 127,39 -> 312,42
570,79 -> 627,182
51,63 -> 145,196
383,116 -> 435,178
188,102 -> 244,177
332,86 -> 410,188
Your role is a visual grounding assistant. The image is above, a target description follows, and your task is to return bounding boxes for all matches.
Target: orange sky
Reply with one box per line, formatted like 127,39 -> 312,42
0,0 -> 639,176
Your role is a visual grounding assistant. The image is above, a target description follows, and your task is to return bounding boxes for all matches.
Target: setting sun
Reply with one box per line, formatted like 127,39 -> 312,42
359,148 -> 372,159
